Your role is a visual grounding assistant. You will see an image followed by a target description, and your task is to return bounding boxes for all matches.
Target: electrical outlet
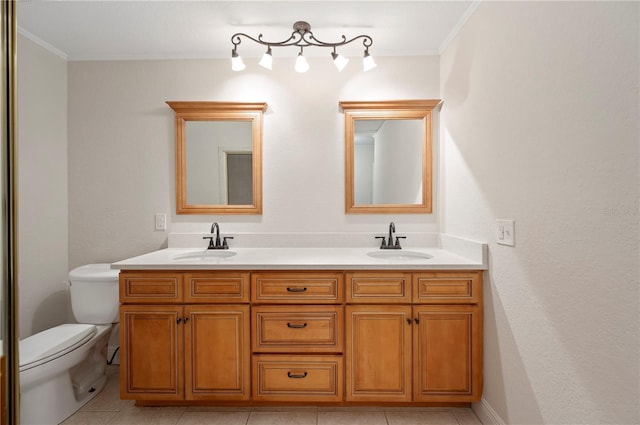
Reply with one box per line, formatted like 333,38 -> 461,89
155,213 -> 167,231
496,219 -> 515,246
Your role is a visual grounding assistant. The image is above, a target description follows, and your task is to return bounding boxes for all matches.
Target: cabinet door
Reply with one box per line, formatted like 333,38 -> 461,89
184,305 -> 250,400
345,305 -> 412,402
120,305 -> 184,400
413,305 -> 482,402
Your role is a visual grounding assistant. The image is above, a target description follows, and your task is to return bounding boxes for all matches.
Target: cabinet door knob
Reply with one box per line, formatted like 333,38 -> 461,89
286,287 -> 307,293
176,318 -> 182,324
407,318 -> 413,325
184,317 -> 189,323
414,317 -> 420,324
287,372 -> 308,379
287,322 -> 308,329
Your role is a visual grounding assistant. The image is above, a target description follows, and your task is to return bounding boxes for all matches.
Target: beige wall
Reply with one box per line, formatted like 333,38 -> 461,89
17,34 -> 70,338
67,56 -> 441,268
440,2 -> 639,423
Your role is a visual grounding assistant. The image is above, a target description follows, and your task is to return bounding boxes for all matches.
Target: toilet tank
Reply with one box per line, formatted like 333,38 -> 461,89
69,264 -> 120,325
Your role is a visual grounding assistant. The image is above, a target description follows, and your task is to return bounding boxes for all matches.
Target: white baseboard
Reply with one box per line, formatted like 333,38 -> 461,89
473,398 -> 506,425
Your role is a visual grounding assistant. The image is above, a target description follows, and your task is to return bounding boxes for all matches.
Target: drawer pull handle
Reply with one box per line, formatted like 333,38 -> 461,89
287,372 -> 308,379
287,322 -> 308,329
286,287 -> 307,293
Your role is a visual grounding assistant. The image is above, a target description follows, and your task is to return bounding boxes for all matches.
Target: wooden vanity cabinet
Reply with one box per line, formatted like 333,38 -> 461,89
119,269 -> 482,405
345,271 -> 483,403
120,271 -> 250,401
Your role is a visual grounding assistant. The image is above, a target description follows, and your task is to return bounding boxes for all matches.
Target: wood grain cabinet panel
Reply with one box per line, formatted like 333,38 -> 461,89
346,272 -> 411,303
252,306 -> 343,353
120,305 -> 184,400
412,271 -> 481,304
185,305 -> 250,400
345,305 -> 412,402
120,272 -> 182,304
253,355 -> 343,401
413,305 -> 482,402
251,272 -> 343,303
184,272 -> 249,303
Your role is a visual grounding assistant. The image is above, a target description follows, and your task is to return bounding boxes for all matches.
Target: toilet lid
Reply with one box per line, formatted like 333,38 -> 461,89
19,324 -> 97,371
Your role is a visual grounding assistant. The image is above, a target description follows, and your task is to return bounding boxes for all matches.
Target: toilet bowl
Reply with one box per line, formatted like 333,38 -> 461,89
19,264 -> 119,425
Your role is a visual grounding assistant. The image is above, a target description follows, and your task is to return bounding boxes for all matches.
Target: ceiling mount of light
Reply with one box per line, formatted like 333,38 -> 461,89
231,21 -> 375,73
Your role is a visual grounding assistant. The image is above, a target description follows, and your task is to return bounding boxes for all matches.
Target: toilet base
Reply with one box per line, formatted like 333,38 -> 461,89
20,325 -> 112,425
20,370 -> 107,425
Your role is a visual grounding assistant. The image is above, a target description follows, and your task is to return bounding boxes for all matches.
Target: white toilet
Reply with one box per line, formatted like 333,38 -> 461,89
19,263 -> 119,425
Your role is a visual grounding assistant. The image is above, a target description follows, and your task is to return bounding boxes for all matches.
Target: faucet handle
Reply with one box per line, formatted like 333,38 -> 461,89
394,236 -> 406,248
222,236 -> 234,249
375,236 -> 387,248
202,236 -> 215,249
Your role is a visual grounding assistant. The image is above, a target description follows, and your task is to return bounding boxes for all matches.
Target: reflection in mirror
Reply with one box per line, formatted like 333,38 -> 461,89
340,100 -> 440,214
354,119 -> 423,205
185,121 -> 253,205
167,101 -> 267,214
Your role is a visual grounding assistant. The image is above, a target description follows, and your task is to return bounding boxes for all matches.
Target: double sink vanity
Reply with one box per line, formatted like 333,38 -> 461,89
112,231 -> 487,407
112,99 -> 486,406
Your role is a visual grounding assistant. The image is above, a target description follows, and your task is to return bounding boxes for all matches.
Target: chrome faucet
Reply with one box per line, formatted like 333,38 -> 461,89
203,222 -> 233,249
375,221 -> 406,249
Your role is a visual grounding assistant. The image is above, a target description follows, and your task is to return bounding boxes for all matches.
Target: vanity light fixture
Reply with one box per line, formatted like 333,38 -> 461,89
231,48 -> 246,71
231,21 -> 375,73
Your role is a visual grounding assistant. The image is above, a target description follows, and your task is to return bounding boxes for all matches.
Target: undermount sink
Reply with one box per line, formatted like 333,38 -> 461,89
171,250 -> 237,261
367,250 -> 433,260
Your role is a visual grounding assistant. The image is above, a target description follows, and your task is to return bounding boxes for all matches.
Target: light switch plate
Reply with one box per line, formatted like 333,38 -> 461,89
496,219 -> 515,246
155,213 -> 167,231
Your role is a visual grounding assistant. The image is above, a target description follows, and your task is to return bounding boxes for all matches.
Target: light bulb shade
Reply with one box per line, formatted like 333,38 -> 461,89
363,51 -> 377,72
259,47 -> 273,70
331,51 -> 349,71
295,53 -> 309,73
231,49 -> 246,71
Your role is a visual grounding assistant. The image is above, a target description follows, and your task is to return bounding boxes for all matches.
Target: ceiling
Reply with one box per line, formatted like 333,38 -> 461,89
17,1 -> 476,61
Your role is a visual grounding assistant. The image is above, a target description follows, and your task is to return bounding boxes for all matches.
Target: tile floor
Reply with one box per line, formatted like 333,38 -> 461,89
61,366 -> 483,425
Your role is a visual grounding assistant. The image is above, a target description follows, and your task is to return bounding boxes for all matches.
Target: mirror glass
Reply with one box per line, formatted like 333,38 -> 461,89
185,120 -> 253,205
341,100 -> 440,214
167,101 -> 266,214
353,119 -> 423,205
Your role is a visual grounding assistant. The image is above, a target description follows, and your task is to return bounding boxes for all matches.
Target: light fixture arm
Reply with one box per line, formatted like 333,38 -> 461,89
231,21 -> 373,52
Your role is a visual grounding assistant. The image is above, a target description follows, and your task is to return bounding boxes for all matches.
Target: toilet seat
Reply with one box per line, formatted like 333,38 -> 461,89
20,324 -> 97,372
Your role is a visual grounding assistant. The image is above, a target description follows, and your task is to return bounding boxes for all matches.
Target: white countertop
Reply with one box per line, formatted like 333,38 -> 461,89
111,246 -> 486,271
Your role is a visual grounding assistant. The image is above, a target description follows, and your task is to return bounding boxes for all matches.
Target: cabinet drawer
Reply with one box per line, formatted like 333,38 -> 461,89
252,306 -> 343,353
120,272 -> 183,304
413,272 -> 482,304
251,272 -> 343,304
346,272 -> 411,303
184,272 -> 249,303
253,355 -> 343,401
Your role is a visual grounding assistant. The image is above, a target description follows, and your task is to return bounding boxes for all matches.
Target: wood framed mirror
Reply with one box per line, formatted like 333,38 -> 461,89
167,101 -> 267,214
340,100 -> 440,214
